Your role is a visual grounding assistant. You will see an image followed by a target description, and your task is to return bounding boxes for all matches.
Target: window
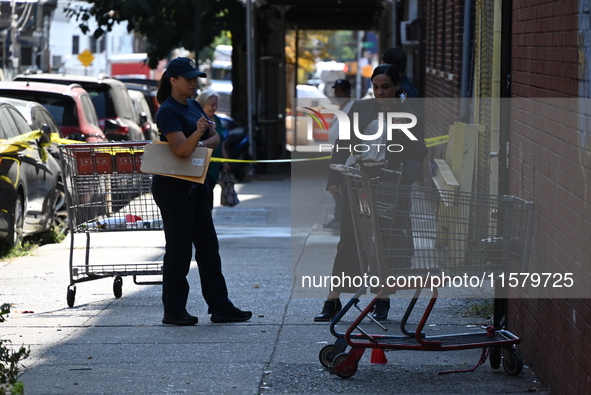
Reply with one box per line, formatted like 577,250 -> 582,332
52,55 -> 62,69
89,36 -> 105,54
72,36 -> 79,55
89,37 -> 96,54
0,107 -> 21,139
8,107 -> 32,133
81,94 -> 100,126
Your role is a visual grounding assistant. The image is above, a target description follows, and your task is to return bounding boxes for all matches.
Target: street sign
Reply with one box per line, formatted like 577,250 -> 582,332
78,49 -> 94,67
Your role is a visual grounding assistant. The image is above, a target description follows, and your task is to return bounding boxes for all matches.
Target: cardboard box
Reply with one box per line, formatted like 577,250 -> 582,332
140,141 -> 212,183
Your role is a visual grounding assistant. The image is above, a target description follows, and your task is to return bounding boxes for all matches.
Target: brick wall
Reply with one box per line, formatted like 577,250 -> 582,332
423,0 -> 464,99
509,0 -> 591,393
421,0 -> 591,392
511,1 -> 580,98
421,0 -> 468,165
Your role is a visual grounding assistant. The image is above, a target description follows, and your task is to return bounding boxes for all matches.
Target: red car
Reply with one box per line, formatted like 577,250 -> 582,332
0,81 -> 107,142
14,74 -> 144,141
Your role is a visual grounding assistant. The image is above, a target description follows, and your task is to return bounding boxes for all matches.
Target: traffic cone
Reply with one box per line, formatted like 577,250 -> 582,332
370,348 -> 388,364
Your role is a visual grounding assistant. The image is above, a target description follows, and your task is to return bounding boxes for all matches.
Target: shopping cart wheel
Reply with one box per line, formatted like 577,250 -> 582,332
319,344 -> 337,368
502,348 -> 523,376
332,352 -> 357,379
67,285 -> 76,308
489,347 -> 501,369
113,276 -> 123,298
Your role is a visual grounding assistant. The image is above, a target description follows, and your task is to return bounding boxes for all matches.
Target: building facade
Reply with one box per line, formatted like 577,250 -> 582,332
418,0 -> 591,393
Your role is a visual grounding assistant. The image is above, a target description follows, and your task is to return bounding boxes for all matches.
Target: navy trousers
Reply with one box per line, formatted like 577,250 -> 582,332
151,175 -> 233,316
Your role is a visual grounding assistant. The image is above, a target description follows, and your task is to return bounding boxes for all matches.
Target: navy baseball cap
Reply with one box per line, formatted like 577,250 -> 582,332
165,57 -> 207,78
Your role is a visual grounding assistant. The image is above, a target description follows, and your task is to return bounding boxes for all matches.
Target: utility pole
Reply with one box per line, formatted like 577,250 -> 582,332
10,0 -> 20,76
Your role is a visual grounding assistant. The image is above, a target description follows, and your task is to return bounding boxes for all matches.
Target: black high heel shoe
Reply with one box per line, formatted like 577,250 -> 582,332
372,298 -> 390,321
314,299 -> 342,322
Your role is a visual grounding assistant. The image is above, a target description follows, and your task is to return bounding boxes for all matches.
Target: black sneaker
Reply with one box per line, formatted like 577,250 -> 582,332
210,306 -> 252,323
162,313 -> 199,326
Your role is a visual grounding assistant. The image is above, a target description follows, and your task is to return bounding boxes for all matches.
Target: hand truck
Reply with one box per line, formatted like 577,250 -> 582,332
319,165 -> 535,378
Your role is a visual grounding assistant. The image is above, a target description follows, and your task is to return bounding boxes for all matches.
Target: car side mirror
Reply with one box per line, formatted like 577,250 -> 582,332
104,119 -> 119,133
38,124 -> 52,145
139,112 -> 148,125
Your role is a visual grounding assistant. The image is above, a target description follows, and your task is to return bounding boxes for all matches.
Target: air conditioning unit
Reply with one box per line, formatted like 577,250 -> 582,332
400,20 -> 419,45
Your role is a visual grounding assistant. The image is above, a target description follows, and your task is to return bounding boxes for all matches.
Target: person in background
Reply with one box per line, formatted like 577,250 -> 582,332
371,47 -> 427,320
381,47 -> 420,100
323,79 -> 353,230
152,56 -> 252,326
315,64 -> 425,322
381,47 -> 424,185
196,90 -> 230,210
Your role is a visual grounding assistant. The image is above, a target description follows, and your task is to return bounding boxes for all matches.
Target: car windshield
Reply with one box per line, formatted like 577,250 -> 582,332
0,90 -> 78,127
84,85 -> 116,120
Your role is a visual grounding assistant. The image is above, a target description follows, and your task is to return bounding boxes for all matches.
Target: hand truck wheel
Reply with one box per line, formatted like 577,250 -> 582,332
332,352 -> 358,379
67,285 -> 76,307
502,348 -> 524,376
489,346 -> 501,369
113,275 -> 123,298
319,344 -> 337,368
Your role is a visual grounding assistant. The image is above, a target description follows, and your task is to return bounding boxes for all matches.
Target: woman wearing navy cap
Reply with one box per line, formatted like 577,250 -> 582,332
315,64 -> 426,322
152,57 -> 252,325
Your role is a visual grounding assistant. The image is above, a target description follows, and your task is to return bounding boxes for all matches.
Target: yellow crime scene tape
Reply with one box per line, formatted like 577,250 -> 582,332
209,156 -> 331,163
425,134 -> 449,148
1,133 -> 448,164
51,134 -> 85,145
0,130 -> 57,161
0,130 -> 45,152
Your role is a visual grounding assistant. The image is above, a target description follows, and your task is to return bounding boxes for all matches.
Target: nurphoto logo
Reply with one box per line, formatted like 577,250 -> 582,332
299,107 -> 418,153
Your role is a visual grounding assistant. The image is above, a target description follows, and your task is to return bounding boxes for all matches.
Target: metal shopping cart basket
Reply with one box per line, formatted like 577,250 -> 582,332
319,165 -> 535,378
58,142 -> 163,307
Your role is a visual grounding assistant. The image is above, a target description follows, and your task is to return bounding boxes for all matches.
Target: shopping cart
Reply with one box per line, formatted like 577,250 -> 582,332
318,165 -> 535,378
58,142 -> 164,307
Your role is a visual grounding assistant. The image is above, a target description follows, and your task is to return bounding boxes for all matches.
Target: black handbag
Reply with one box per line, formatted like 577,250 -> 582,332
219,172 -> 239,207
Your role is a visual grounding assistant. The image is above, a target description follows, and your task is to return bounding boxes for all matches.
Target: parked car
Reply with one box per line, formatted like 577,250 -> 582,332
13,73 -> 144,141
127,89 -> 158,140
115,79 -> 159,119
0,102 -> 65,247
0,81 -> 107,142
0,96 -> 62,163
0,95 -> 62,136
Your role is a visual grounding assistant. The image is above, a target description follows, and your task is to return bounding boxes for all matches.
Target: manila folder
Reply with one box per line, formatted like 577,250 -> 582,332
140,141 -> 212,181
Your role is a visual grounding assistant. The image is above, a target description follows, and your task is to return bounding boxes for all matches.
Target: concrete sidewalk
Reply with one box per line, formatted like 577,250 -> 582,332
0,164 -> 542,394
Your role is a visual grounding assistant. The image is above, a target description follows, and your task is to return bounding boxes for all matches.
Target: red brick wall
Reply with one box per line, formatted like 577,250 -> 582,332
421,0 -> 467,164
510,298 -> 591,394
423,0 -> 464,99
511,1 -> 579,98
421,0 -> 591,392
509,0 -> 591,394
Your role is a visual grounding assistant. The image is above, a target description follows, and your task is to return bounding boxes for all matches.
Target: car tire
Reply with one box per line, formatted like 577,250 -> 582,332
52,180 -> 69,236
7,192 -> 25,248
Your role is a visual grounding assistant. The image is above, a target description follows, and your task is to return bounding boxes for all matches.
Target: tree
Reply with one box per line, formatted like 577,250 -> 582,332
65,0 -> 245,68
65,0 -> 247,122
